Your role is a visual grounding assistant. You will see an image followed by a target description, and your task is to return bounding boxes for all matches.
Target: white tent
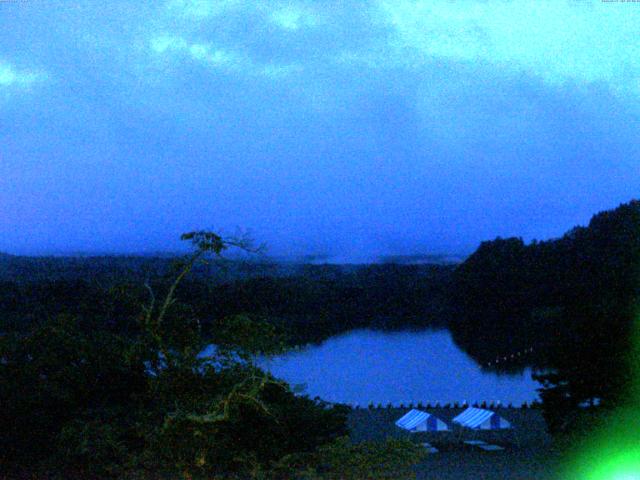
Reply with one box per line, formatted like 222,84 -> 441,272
452,407 -> 511,430
395,409 -> 450,432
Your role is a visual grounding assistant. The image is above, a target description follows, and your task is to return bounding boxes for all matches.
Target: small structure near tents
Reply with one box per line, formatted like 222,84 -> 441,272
452,407 -> 511,430
395,409 -> 450,432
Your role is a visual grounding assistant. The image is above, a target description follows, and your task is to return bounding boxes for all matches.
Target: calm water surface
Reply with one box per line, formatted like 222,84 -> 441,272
260,329 -> 539,406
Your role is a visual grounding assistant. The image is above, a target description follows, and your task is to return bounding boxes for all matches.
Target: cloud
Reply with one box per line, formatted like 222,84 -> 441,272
150,36 -> 188,54
261,63 -> 304,79
150,34 -> 303,79
148,0 -> 381,88
147,0 -> 640,111
377,0 -> 640,95
269,5 -> 321,31
165,0 -> 240,18
188,43 -> 246,69
150,36 -> 247,71
0,61 -> 44,88
167,0 -> 321,29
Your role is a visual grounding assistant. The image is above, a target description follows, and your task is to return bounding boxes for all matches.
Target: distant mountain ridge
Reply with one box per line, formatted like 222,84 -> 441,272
0,252 -> 458,285
379,253 -> 467,265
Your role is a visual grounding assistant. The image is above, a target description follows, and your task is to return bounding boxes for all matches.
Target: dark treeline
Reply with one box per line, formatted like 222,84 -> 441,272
0,261 -> 455,346
450,199 -> 640,431
199,263 -> 454,344
0,254 -> 292,285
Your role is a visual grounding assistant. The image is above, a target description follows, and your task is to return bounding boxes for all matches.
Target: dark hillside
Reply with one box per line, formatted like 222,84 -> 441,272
450,199 -> 640,429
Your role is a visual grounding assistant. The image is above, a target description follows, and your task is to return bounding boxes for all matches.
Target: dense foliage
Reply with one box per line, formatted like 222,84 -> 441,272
451,200 -> 640,432
0,233 -> 353,479
269,437 -> 425,480
0,232 -> 431,479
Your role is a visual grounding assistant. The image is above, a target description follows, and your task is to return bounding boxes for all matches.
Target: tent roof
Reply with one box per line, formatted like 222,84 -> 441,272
395,409 -> 430,430
452,407 -> 509,429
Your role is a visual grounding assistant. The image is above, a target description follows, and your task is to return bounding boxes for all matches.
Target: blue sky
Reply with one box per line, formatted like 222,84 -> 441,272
1,0 -> 639,259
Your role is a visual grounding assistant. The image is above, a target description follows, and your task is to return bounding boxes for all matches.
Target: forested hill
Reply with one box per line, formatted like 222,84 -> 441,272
0,254 -> 294,285
0,258 -> 455,345
450,199 -> 640,384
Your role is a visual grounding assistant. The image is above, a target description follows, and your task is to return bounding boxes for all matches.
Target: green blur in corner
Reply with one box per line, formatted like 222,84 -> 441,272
562,311 -> 640,480
559,408 -> 640,480
582,438 -> 640,480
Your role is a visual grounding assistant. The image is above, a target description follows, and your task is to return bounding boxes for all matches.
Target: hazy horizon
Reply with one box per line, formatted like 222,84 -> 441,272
0,246 -> 470,264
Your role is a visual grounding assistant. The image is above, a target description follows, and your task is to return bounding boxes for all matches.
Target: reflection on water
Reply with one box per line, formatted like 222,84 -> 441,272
260,329 -> 539,406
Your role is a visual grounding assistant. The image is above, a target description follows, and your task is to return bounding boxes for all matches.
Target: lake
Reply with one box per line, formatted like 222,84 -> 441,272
260,329 -> 540,406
